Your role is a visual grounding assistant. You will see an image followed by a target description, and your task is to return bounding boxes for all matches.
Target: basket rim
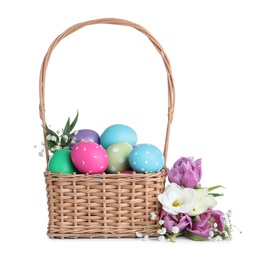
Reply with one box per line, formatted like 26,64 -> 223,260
44,168 -> 166,179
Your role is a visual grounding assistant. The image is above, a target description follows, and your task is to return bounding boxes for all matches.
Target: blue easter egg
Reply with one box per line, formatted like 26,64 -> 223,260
100,124 -> 137,149
128,143 -> 165,173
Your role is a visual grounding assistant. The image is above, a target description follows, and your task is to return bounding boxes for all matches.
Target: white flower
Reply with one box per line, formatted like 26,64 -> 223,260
223,231 -> 229,238
209,231 -> 214,238
172,226 -> 180,234
50,135 -> 57,142
62,135 -> 68,141
150,212 -> 157,220
55,145 -> 61,150
157,227 -> 166,235
136,232 -> 143,238
227,209 -> 232,217
213,235 -> 223,242
46,134 -> 52,141
158,183 -> 196,215
143,235 -> 149,241
159,220 -> 164,226
158,236 -> 165,241
187,187 -> 217,216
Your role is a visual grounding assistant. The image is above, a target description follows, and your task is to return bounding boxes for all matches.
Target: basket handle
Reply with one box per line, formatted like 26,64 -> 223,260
39,17 -> 175,167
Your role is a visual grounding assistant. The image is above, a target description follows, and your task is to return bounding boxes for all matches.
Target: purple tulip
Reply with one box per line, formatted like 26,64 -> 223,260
187,209 -> 225,238
160,209 -> 192,234
167,156 -> 202,188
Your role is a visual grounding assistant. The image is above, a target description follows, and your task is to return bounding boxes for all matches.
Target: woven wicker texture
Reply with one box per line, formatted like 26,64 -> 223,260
39,18 -> 175,239
45,171 -> 166,238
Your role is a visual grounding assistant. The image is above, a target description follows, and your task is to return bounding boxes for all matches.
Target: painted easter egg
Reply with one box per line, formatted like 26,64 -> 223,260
48,149 -> 77,174
100,124 -> 137,149
128,143 -> 165,173
71,141 -> 108,174
105,142 -> 133,173
119,170 -> 135,174
69,129 -> 100,148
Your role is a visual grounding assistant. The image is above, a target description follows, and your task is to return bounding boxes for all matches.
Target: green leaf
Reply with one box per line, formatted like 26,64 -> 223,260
47,141 -> 57,152
224,225 -> 232,239
183,231 -> 210,241
165,232 -> 183,242
63,117 -> 70,136
70,110 -> 79,132
41,125 -> 59,142
208,185 -> 225,192
209,192 -> 224,197
60,136 -> 68,147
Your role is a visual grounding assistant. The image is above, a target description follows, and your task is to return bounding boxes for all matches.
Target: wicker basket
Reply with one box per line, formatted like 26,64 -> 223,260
39,18 -> 175,239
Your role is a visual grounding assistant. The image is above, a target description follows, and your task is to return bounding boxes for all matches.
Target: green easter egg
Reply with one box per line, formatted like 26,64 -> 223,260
48,149 -> 76,174
106,142 -> 133,173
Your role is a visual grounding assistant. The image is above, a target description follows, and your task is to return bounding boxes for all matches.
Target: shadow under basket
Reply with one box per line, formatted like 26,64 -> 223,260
44,170 -> 166,239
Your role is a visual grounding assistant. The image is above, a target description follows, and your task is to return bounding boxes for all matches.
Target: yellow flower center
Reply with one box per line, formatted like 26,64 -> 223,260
172,200 -> 180,207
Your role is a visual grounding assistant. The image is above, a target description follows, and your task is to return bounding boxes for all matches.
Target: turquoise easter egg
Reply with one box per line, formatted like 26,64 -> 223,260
129,143 -> 165,173
100,124 -> 137,149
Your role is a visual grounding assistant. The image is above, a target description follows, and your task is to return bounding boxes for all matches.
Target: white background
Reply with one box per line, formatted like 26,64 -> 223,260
1,0 -> 266,259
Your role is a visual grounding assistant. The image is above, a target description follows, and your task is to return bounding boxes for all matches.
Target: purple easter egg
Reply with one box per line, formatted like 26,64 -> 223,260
69,129 -> 100,148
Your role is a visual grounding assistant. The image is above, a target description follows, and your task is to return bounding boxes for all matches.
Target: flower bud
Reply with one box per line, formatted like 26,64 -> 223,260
167,156 -> 202,188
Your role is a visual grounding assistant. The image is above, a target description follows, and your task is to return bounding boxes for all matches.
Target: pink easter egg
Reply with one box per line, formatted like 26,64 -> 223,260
71,141 -> 108,174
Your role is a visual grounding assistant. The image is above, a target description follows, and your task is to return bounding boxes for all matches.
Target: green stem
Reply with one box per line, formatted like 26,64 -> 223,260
165,232 -> 183,242
208,185 -> 225,192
